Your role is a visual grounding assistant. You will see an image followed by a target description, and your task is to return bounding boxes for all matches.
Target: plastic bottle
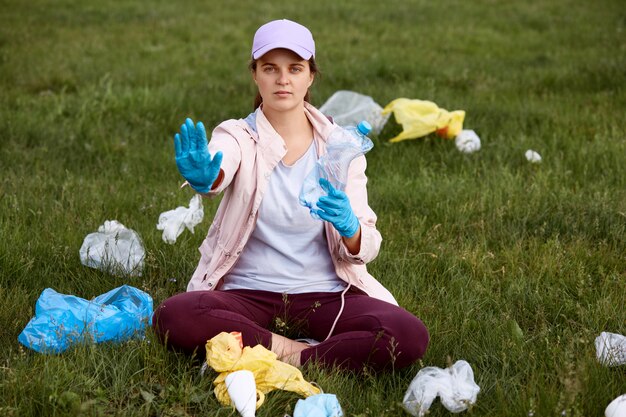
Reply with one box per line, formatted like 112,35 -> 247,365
299,121 -> 374,219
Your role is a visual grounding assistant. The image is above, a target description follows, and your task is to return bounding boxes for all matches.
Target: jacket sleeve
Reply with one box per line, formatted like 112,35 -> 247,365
203,121 -> 243,197
336,154 -> 382,264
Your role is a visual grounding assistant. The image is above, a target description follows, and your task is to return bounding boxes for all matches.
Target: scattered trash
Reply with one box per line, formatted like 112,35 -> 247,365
225,370 -> 258,417
595,332 -> 626,367
18,285 -> 153,353
382,98 -> 465,143
402,360 -> 480,417
525,149 -> 542,163
79,220 -> 145,276
156,194 -> 204,244
606,394 -> 626,417
454,130 -> 481,154
206,332 -> 320,410
319,90 -> 389,134
293,393 -> 343,417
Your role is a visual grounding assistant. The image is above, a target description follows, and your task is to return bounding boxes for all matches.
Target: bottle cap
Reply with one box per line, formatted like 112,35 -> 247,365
357,121 -> 372,136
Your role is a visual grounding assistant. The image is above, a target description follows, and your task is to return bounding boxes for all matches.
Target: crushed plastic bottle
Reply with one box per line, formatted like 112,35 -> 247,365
299,121 -> 374,218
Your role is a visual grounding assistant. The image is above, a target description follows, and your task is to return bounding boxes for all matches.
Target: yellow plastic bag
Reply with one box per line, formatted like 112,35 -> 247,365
382,98 -> 465,142
205,332 -> 321,410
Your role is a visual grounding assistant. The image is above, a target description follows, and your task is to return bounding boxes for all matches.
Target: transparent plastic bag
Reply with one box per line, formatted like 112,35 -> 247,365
18,285 -> 153,353
595,332 -> 626,367
319,90 -> 389,134
79,220 -> 145,276
402,360 -> 480,417
157,194 -> 204,244
299,122 -> 373,218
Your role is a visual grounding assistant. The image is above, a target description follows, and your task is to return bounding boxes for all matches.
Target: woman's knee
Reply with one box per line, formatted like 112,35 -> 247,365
151,291 -> 210,351
379,311 -> 430,369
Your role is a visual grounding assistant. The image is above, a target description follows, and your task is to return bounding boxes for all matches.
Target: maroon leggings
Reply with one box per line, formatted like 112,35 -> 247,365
152,288 -> 429,372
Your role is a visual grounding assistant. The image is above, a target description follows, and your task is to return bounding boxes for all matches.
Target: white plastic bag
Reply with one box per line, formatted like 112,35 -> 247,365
525,149 -> 542,163
79,220 -> 145,276
319,90 -> 389,134
156,194 -> 204,244
455,130 -> 481,154
606,394 -> 626,417
595,332 -> 626,367
402,360 -> 480,417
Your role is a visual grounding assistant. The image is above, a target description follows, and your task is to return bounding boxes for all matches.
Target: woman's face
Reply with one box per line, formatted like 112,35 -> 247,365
253,48 -> 314,114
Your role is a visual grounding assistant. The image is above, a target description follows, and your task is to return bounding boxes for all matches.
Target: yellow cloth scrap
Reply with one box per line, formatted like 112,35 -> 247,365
205,332 -> 321,409
382,98 -> 465,142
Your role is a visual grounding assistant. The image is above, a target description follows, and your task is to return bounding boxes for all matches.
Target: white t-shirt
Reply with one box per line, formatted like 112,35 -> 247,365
221,141 -> 346,293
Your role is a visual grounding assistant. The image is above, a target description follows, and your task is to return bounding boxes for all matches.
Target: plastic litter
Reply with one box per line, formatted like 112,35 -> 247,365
455,130 -> 481,154
299,121 -> 373,218
225,370 -> 258,417
382,98 -> 465,142
595,332 -> 626,367
156,194 -> 204,244
79,220 -> 145,276
402,360 -> 480,417
606,394 -> 626,417
18,285 -> 153,354
293,393 -> 343,417
205,332 -> 321,409
318,90 -> 389,134
525,149 -> 542,163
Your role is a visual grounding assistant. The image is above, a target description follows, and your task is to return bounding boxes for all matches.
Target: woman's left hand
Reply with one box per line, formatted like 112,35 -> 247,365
314,178 -> 360,238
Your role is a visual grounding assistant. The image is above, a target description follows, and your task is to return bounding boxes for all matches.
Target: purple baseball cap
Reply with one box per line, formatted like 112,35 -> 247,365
252,19 -> 315,60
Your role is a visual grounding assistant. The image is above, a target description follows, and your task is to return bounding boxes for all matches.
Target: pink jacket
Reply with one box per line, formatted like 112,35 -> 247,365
187,103 -> 398,306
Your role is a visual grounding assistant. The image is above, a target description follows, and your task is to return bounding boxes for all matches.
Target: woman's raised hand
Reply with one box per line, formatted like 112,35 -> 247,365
174,118 -> 223,193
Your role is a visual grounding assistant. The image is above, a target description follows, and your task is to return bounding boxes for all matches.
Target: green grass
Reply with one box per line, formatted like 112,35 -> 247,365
1,0 -> 625,415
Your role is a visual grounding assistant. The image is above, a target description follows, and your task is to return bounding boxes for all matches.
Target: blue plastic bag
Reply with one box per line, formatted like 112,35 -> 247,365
18,285 -> 153,353
294,393 -> 344,417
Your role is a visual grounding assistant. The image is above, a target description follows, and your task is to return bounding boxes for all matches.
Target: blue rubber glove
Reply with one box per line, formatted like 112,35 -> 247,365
174,118 -> 223,193
314,178 -> 360,238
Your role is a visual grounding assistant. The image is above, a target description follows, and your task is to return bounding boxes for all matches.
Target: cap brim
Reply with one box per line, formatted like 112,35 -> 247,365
252,42 -> 313,60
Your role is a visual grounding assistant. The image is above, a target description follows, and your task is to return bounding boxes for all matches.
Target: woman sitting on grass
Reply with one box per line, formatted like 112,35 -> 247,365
153,19 -> 429,372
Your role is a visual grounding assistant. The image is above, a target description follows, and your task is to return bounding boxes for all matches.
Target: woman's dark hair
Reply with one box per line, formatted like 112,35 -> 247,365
249,57 -> 319,110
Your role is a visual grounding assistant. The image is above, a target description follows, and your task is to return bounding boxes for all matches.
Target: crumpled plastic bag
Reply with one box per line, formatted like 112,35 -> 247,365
525,149 -> 542,163
294,393 -> 343,417
595,332 -> 626,367
455,130 -> 481,154
402,360 -> 480,417
319,90 -> 389,134
205,332 -> 320,409
382,98 -> 465,142
79,220 -> 145,276
18,285 -> 153,353
606,394 -> 626,417
156,194 -> 204,244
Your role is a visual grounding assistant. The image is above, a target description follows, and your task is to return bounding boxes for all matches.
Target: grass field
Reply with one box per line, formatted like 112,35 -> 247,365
1,0 -> 625,415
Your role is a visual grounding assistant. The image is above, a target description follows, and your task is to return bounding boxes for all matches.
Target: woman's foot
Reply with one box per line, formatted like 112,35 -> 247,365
270,333 -> 309,367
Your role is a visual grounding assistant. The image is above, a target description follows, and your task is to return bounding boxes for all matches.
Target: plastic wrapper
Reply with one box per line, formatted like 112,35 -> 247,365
595,332 -> 626,367
79,220 -> 145,276
319,90 -> 389,134
18,285 -> 153,353
157,194 -> 204,244
299,123 -> 373,217
382,98 -> 465,142
402,360 -> 480,417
